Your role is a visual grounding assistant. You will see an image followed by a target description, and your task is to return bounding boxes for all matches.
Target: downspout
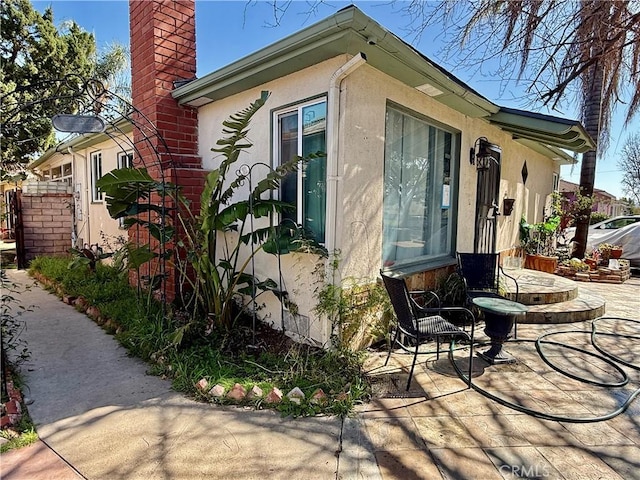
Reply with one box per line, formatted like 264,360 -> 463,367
325,52 -> 367,285
67,146 -> 89,247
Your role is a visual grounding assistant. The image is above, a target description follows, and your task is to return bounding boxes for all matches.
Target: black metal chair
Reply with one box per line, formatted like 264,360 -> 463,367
456,252 -> 520,336
380,271 -> 475,391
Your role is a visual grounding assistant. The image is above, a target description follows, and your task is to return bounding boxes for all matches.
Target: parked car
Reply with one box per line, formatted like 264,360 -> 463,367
586,223 -> 640,268
561,215 -> 640,244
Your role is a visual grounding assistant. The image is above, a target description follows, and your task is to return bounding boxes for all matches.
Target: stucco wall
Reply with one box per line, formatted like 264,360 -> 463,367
337,64 -> 559,278
195,54 -> 561,345
197,56 -> 349,343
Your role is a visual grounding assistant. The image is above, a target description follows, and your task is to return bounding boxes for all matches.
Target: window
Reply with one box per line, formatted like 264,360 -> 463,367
382,105 -> 458,268
91,151 -> 103,202
118,151 -> 133,169
552,172 -> 559,191
117,152 -> 134,227
275,99 -> 327,243
49,162 -> 72,185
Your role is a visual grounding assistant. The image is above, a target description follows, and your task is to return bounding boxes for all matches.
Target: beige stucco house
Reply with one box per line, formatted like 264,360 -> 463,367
28,119 -> 134,250
28,3 -> 594,345
161,5 -> 594,343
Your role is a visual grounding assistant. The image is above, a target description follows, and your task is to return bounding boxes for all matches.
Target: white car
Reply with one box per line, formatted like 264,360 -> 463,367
586,223 -> 640,268
561,215 -> 640,244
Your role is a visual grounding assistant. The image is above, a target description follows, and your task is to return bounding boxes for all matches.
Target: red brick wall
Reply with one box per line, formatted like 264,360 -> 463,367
129,0 -> 205,302
129,0 -> 200,168
21,193 -> 73,262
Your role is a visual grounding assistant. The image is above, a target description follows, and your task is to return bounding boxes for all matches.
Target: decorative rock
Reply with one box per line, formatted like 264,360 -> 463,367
74,297 -> 88,311
265,387 -> 283,404
226,383 -> 247,401
62,295 -> 77,305
335,391 -> 350,402
86,306 -> 101,320
287,387 -> 305,405
5,400 -> 20,415
208,384 -> 225,398
310,388 -> 328,405
247,385 -> 263,400
196,378 -> 209,391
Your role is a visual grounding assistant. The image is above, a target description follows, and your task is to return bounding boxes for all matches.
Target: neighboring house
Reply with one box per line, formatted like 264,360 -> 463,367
35,2 -> 592,345
559,180 -> 627,218
28,119 -> 134,250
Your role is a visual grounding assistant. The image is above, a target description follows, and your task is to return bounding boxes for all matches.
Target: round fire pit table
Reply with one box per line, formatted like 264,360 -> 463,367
472,297 -> 528,365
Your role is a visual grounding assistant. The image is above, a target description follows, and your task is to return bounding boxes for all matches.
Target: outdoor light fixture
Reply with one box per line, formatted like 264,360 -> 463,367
52,114 -> 105,134
470,137 -> 501,170
502,198 -> 516,216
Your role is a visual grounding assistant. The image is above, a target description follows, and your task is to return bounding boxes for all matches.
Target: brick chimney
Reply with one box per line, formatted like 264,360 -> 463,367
129,0 -> 205,302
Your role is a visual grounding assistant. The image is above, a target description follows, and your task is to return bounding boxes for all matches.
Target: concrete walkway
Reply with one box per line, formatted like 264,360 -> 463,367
1,269 -> 379,479
1,268 -> 639,479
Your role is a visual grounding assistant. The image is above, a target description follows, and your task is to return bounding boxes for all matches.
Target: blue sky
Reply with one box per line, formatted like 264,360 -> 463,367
32,0 -> 636,199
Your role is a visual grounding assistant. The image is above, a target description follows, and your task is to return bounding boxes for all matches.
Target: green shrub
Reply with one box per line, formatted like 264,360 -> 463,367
589,212 -> 609,225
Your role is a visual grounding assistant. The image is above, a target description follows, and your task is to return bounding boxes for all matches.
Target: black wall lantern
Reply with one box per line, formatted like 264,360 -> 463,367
502,198 -> 516,216
470,137 -> 501,170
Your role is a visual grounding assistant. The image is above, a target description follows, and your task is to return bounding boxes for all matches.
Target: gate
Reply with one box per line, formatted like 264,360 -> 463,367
6,190 -> 26,269
472,138 -> 501,254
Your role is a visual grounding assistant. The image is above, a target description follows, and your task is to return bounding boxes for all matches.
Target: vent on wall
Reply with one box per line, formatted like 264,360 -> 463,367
283,311 -> 310,338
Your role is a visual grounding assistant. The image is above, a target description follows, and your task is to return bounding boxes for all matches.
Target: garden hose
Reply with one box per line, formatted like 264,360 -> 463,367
448,316 -> 640,423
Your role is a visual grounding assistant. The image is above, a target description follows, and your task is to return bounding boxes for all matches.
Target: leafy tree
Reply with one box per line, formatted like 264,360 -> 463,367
400,0 -> 640,258
618,133 -> 640,204
0,0 -> 127,171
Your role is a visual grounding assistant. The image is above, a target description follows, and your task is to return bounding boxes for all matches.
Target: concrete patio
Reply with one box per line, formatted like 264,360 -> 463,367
358,273 -> 640,479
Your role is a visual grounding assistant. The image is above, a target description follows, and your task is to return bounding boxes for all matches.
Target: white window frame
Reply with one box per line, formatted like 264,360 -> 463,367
382,104 -> 459,270
91,151 -> 103,202
117,151 -> 133,169
48,162 -> 73,185
117,151 -> 134,227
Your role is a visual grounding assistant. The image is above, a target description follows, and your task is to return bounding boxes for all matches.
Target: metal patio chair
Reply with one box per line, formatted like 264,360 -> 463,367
456,252 -> 520,336
381,271 -> 476,391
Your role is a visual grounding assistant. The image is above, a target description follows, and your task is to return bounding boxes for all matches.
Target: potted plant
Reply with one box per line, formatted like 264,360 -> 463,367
519,214 -> 561,273
597,243 -> 623,262
558,257 -> 590,276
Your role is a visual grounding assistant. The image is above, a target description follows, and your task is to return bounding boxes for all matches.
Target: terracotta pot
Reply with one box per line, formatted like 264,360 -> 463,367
585,258 -> 598,270
524,254 -> 558,274
611,248 -> 623,259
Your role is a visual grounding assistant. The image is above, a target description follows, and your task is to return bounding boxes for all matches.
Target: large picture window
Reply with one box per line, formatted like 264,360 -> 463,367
91,151 -> 103,202
275,99 -> 327,243
382,106 -> 458,268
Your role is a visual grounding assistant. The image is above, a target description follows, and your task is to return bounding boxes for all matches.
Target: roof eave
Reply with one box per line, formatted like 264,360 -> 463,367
489,108 -> 596,154
29,119 -> 133,170
172,5 -> 592,159
172,6 -> 497,117
515,138 -> 577,165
